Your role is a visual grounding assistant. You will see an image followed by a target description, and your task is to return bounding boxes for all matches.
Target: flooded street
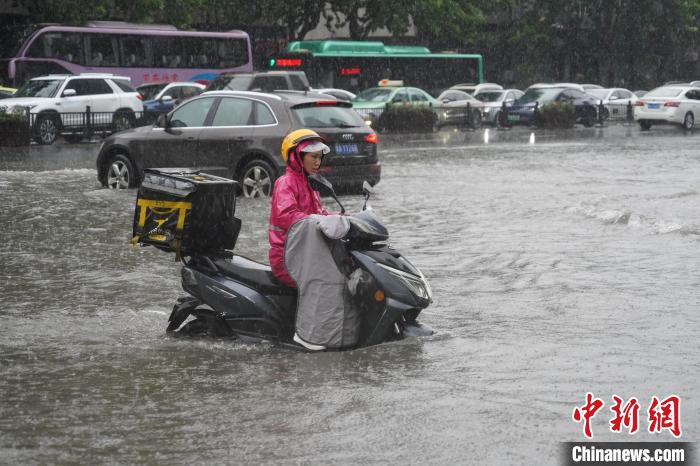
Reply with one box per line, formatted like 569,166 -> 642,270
1,127 -> 698,464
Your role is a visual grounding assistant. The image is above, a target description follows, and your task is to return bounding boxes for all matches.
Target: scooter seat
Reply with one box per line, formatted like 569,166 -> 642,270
213,255 -> 297,295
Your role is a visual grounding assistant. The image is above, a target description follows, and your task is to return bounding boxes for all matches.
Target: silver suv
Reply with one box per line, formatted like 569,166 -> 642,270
0,73 -> 144,144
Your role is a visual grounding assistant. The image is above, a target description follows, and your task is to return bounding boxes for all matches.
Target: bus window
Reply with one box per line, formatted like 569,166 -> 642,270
119,35 -> 150,67
86,34 -> 118,66
15,61 -> 71,84
25,31 -> 84,64
217,38 -> 247,68
152,36 -> 182,68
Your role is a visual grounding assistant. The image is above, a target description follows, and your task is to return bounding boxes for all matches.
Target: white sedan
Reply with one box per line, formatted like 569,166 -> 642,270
634,86 -> 700,130
587,88 -> 638,121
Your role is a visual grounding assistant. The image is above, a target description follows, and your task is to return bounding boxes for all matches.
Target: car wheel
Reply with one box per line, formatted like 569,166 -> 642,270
682,112 -> 694,130
472,110 -> 483,129
35,114 -> 59,145
113,111 -> 135,133
239,159 -> 274,198
639,120 -> 652,130
106,154 -> 136,189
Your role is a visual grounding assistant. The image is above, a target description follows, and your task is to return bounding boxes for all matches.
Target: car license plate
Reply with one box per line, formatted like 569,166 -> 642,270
508,114 -> 520,122
335,143 -> 359,155
647,103 -> 660,109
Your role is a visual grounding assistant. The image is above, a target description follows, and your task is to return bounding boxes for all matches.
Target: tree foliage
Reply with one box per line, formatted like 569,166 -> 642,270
11,0 -> 700,87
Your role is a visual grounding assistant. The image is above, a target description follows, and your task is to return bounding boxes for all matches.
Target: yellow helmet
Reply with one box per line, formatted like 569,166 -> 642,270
280,129 -> 328,164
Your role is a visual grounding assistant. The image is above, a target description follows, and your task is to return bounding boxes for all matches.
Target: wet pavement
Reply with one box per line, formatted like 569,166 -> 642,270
1,125 -> 698,464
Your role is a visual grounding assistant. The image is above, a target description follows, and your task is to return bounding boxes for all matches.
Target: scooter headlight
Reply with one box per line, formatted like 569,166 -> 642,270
377,263 -> 432,301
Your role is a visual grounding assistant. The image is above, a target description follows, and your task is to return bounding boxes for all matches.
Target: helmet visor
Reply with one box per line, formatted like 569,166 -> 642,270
300,140 -> 330,155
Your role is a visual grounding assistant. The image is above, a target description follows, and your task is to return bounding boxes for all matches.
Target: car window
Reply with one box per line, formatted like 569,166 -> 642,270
645,87 -> 683,98
212,97 -> 255,126
88,79 -> 113,95
14,79 -> 64,98
170,97 -> 215,127
293,105 -> 365,128
354,88 -> 392,102
112,80 -> 136,93
685,90 -> 700,100
289,74 -> 308,90
614,90 -> 630,99
476,91 -> 503,102
181,86 -> 202,100
255,101 -> 276,125
164,87 -> 181,99
393,89 -> 409,103
138,83 -> 167,100
409,89 -> 428,102
66,79 -> 92,96
251,76 -> 288,92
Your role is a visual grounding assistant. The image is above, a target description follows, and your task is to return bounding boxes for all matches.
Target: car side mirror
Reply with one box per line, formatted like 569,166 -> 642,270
506,99 -> 514,104
156,114 -> 167,128
308,173 -> 345,214
161,95 -> 173,102
442,98 -> 450,104
62,89 -> 77,97
609,95 -> 618,101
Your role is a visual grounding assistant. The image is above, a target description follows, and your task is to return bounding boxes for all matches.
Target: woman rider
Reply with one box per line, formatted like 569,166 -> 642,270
268,129 -> 331,288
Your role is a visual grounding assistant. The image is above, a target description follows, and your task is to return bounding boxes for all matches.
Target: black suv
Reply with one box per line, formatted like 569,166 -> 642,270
205,71 -> 310,93
96,90 -> 380,196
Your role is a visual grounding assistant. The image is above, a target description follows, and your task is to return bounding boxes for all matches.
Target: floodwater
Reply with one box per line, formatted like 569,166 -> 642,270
1,126 -> 698,465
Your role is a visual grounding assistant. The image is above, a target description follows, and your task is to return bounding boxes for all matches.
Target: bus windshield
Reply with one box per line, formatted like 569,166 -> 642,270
14,78 -> 64,98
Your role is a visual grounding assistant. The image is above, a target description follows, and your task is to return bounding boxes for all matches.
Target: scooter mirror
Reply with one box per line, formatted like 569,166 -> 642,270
362,181 -> 374,196
308,173 -> 345,214
308,173 -> 335,197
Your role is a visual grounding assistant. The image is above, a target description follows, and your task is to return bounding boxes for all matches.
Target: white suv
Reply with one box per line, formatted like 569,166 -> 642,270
0,73 -> 144,144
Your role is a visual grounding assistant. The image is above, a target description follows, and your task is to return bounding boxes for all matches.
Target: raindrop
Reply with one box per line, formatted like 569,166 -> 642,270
529,132 -> 535,144
484,128 -> 489,144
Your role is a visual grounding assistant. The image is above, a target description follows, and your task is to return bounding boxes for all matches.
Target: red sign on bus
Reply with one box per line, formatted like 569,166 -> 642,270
341,67 -> 361,76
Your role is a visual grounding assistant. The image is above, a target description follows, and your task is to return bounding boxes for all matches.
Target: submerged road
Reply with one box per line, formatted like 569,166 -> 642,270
1,126 -> 698,464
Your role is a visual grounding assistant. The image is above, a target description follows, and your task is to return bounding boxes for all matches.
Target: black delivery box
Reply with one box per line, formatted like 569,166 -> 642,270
132,168 -> 240,257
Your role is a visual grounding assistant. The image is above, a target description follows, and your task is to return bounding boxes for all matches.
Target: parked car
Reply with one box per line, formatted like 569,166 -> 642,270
435,89 -> 485,128
586,88 -> 638,120
96,90 -> 380,196
634,85 -> 700,130
313,88 -> 356,101
352,81 -> 443,127
474,88 -> 525,125
138,81 -> 206,119
507,87 -> 601,126
0,73 -> 143,144
525,82 -> 587,93
449,82 -> 503,95
205,71 -> 310,93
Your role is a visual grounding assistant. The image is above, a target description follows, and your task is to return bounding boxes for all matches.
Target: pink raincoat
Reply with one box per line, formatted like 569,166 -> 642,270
268,144 -> 328,287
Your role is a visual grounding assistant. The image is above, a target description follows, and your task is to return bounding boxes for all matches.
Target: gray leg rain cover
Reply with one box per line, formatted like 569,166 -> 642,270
285,215 -> 360,349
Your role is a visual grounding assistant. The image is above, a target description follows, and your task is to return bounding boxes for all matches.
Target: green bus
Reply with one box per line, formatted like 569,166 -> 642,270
267,40 -> 483,97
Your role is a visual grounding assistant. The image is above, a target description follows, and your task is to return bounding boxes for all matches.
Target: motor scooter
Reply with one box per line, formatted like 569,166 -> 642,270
166,174 -> 433,350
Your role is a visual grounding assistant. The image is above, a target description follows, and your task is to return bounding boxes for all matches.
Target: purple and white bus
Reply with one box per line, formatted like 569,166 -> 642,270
0,22 -> 253,88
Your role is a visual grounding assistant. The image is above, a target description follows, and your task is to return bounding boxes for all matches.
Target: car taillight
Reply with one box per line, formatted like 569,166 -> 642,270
136,94 -> 143,101
635,101 -> 645,106
315,101 -> 337,106
365,133 -> 378,144
664,101 -> 680,107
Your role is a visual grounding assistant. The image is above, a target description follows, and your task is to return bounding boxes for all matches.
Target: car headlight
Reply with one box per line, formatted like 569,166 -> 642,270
377,263 -> 432,301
